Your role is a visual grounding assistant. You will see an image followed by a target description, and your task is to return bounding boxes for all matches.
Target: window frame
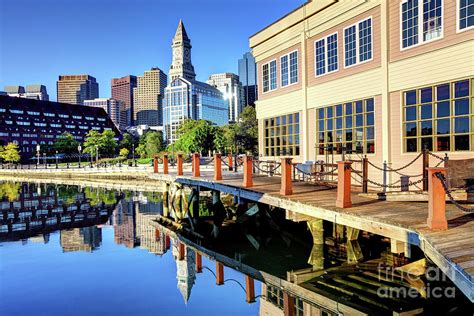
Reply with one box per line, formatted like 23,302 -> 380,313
399,0 -> 444,51
262,59 -> 278,94
280,50 -> 299,88
343,16 -> 373,69
456,0 -> 474,33
314,31 -> 339,78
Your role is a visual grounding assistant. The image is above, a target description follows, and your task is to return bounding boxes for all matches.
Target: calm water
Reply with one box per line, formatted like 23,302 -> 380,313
0,181 -> 472,316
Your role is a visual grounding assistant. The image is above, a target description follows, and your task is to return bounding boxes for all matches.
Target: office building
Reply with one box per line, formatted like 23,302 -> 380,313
4,86 -> 26,98
133,68 -> 167,127
168,20 -> 196,81
0,95 -> 120,160
84,98 -> 123,130
111,75 -> 137,127
238,52 -> 258,106
250,0 -> 473,184
4,85 -> 49,100
207,73 -> 244,123
57,74 -> 99,105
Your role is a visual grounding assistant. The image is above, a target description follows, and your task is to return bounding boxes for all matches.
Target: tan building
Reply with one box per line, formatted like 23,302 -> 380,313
250,0 -> 473,186
133,67 -> 167,127
56,74 -> 98,105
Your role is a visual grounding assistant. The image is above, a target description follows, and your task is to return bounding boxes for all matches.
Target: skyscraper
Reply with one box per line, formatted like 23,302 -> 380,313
238,52 -> 258,106
4,85 -> 49,100
207,73 -> 244,123
111,75 -> 137,127
84,98 -> 123,130
133,68 -> 167,127
57,74 -> 99,105
168,20 -> 196,81
4,85 -> 26,97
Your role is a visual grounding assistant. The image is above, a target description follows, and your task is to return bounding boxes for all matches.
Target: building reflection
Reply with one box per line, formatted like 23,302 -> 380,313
60,227 -> 102,252
171,238 -> 196,303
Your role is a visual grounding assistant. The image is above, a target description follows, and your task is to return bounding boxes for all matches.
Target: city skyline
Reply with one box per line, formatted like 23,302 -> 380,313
0,0 -> 303,101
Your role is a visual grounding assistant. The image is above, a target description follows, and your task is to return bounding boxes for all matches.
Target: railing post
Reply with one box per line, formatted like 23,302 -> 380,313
153,155 -> 159,173
245,275 -> 255,303
216,261 -> 224,285
192,153 -> 200,177
336,161 -> 352,208
383,160 -> 387,193
427,167 -> 448,230
242,155 -> 253,188
196,252 -> 202,273
280,157 -> 293,196
214,153 -> 222,181
228,154 -> 233,171
177,154 -> 183,176
422,148 -> 429,191
163,154 -> 169,174
362,155 -> 368,193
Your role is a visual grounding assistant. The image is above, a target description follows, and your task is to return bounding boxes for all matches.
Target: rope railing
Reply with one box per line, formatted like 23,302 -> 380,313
435,172 -> 474,213
293,164 -> 337,177
252,160 -> 281,175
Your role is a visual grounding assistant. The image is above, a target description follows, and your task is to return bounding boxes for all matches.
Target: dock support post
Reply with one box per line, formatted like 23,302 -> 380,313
242,155 -> 253,188
245,276 -> 255,303
177,154 -> 183,176
228,154 -> 233,171
362,155 -> 368,193
216,262 -> 224,285
391,239 -> 411,258
283,292 -> 295,316
163,154 -> 169,174
212,190 -> 220,204
153,155 -> 159,173
192,153 -> 200,177
178,242 -> 185,260
336,161 -> 352,208
423,148 -> 429,191
163,182 -> 170,218
280,157 -> 293,196
214,153 -> 222,181
196,253 -> 202,273
307,219 -> 324,270
427,167 -> 448,230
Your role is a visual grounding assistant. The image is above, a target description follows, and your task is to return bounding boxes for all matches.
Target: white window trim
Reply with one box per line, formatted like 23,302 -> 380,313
262,59 -> 278,94
314,31 -> 339,78
399,0 -> 444,51
456,0 -> 474,33
280,49 -> 299,88
343,16 -> 374,69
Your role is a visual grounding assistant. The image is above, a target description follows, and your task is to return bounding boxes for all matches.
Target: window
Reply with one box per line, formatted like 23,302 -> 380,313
401,0 -> 443,49
280,51 -> 298,87
344,18 -> 373,67
317,98 -> 375,154
266,286 -> 283,308
402,78 -> 473,152
315,33 -> 338,76
264,113 -> 300,156
458,0 -> 474,31
262,60 -> 277,92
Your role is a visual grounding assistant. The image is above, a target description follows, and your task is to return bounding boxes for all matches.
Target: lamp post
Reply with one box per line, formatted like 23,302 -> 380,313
36,145 -> 40,169
132,144 -> 136,167
78,145 -> 82,168
55,151 -> 58,169
43,153 -> 46,169
95,145 -> 99,168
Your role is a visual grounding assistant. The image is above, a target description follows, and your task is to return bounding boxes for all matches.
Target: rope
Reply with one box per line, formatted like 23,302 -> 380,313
435,172 -> 474,213
366,152 -> 423,172
293,165 -> 337,177
429,152 -> 447,162
252,161 -> 281,174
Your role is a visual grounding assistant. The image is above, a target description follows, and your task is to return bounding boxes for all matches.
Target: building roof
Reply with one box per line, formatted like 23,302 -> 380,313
169,77 -> 222,95
174,19 -> 190,42
26,85 -> 46,93
4,86 -> 25,93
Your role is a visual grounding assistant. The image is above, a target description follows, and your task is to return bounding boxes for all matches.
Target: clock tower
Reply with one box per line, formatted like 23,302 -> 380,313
169,20 -> 196,81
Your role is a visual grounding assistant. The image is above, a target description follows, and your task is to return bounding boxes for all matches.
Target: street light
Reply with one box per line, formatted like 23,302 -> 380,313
55,151 -> 58,169
43,153 -> 46,169
36,144 -> 40,169
78,145 -> 82,168
95,145 -> 99,168
132,144 -> 136,167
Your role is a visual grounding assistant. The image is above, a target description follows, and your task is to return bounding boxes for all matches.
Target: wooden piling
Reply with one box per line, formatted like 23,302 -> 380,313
153,155 -> 159,173
214,153 -> 222,181
216,262 -> 224,285
178,242 -> 185,260
177,154 -> 183,176
196,252 -> 202,273
245,276 -> 255,303
423,149 -> 429,191
427,167 -> 448,230
163,154 -> 169,174
192,153 -> 200,177
336,161 -> 352,208
242,155 -> 253,188
280,157 -> 293,196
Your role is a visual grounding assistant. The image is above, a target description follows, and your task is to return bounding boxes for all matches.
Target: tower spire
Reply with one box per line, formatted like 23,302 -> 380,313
169,19 -> 196,81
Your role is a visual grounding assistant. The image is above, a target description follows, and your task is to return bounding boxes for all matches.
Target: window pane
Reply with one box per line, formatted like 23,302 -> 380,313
336,104 -> 343,116
344,25 -> 357,66
270,60 -> 277,90
366,127 -> 375,140
454,99 -> 469,115
345,103 -> 353,115
366,113 -> 374,126
366,98 -> 374,112
405,90 -> 417,105
327,33 -> 338,72
359,18 -> 372,62
318,108 -> 324,119
436,136 -> 450,151
454,117 -> 469,133
406,138 -> 417,152
406,106 -> 417,121
281,55 -> 289,87
420,87 -> 433,103
436,84 -> 450,100
315,39 -> 326,75
366,141 -> 375,153
327,107 -> 333,118
345,129 -> 353,141
402,0 -> 419,48
421,104 -> 432,119
336,118 -> 343,129
356,101 -> 363,113
422,0 -> 442,41
455,135 -> 470,150
436,119 -> 450,134
421,120 -> 433,135
405,122 -> 417,136
454,80 -> 469,98
436,101 -> 450,117
289,51 -> 298,84
345,116 -> 353,128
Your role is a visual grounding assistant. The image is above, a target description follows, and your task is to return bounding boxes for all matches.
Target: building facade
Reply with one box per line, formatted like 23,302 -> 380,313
169,20 -> 196,81
84,98 -> 123,130
207,73 -> 244,123
111,75 -> 137,128
163,78 -> 228,143
0,95 -> 120,159
4,85 -> 49,101
250,0 -> 474,185
57,74 -> 99,105
133,68 -> 167,127
238,52 -> 258,107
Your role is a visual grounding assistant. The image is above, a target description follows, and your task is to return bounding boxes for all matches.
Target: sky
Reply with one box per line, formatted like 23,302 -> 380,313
0,0 -> 305,101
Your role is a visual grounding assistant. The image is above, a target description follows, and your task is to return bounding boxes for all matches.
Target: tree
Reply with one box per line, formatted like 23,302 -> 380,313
83,129 -> 118,157
171,120 -> 217,154
119,148 -> 129,158
144,131 -> 164,156
53,132 -> 79,155
233,106 -> 258,154
0,142 -> 21,163
119,133 -> 136,151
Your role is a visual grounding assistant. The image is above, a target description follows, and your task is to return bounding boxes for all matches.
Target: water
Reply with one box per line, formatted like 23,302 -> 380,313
0,181 -> 472,315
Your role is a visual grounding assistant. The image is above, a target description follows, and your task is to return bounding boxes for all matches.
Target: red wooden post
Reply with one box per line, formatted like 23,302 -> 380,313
283,292 -> 295,316
177,154 -> 183,176
163,154 -> 169,174
153,155 -> 159,173
214,153 -> 222,181
427,167 -> 448,230
228,154 -> 233,171
422,149 -> 429,191
245,275 -> 255,303
196,252 -> 202,273
192,153 -> 200,177
242,155 -> 253,188
336,161 -> 352,208
216,261 -> 224,285
178,242 -> 185,260
280,157 -> 293,196
155,229 -> 160,239
165,235 -> 170,250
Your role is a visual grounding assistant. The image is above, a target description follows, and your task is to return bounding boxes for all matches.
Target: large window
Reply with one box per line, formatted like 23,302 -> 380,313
281,51 -> 298,87
344,17 -> 373,67
315,33 -> 338,76
403,78 -> 474,152
458,0 -> 474,31
264,113 -> 300,156
401,0 -> 443,49
317,98 -> 375,154
262,60 -> 277,93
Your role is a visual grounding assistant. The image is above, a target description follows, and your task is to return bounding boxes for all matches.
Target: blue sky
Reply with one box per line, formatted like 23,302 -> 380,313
0,0 -> 304,101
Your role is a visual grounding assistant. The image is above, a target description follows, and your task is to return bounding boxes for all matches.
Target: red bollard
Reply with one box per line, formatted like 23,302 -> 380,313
153,155 -> 159,173
163,154 -> 169,174
192,153 -> 200,177
228,154 -> 233,171
214,153 -> 222,181
196,253 -> 202,273
280,158 -> 293,196
427,167 -> 448,230
242,155 -> 253,188
216,262 -> 224,285
177,154 -> 183,176
245,276 -> 255,303
336,161 -> 352,208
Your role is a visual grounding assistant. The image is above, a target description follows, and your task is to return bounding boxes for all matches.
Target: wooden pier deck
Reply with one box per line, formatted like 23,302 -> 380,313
150,169 -> 474,302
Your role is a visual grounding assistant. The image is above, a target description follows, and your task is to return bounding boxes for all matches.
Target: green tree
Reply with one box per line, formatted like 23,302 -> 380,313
0,143 -> 21,163
119,148 -> 129,158
144,131 -> 164,156
234,106 -> 258,154
119,133 -> 136,151
171,119 -> 216,154
83,129 -> 118,157
53,132 -> 79,155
